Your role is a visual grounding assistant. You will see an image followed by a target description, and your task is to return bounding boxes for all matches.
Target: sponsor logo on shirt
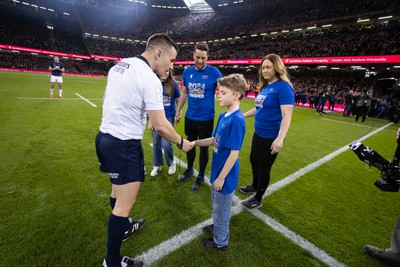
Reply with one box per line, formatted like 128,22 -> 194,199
163,96 -> 172,106
156,85 -> 163,102
114,61 -> 130,74
213,134 -> 220,153
109,173 -> 119,179
188,83 -> 205,99
254,94 -> 266,108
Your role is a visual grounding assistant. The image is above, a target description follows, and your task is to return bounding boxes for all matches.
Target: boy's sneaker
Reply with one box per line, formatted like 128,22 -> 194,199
202,224 -> 214,235
59,95 -> 63,98
238,185 -> 257,194
201,238 -> 228,252
123,218 -> 145,241
191,177 -> 204,191
241,197 -> 262,209
168,161 -> 176,175
178,169 -> 194,182
103,256 -> 143,267
50,93 -> 53,98
150,166 -> 161,177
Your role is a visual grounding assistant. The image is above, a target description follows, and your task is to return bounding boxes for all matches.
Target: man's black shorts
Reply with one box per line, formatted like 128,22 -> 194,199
184,117 -> 214,141
95,131 -> 145,185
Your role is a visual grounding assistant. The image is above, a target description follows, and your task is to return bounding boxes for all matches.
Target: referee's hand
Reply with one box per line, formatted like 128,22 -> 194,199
181,139 -> 193,153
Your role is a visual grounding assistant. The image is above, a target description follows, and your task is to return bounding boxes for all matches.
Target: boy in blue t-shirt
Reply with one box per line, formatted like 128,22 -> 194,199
190,74 -> 247,252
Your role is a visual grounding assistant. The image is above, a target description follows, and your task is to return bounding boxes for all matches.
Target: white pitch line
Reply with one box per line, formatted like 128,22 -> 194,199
141,123 -> 396,267
75,93 -> 97,107
18,97 -> 82,100
321,118 -> 371,128
140,122 -> 391,265
265,122 -> 393,196
18,97 -> 102,100
248,209 -> 346,267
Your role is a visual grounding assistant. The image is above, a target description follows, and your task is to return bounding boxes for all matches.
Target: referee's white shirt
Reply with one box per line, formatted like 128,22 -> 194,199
100,57 -> 164,140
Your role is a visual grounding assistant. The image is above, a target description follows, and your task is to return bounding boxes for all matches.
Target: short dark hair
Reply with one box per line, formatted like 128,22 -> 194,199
146,33 -> 178,52
194,42 -> 209,53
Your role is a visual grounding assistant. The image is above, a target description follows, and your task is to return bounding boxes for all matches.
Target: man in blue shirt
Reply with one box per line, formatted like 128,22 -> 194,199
175,43 -> 223,190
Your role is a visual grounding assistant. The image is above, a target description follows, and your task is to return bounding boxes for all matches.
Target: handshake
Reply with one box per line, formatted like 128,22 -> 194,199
177,137 -> 197,153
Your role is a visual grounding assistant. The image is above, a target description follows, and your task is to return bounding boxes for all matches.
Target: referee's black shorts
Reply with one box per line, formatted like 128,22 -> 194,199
95,131 -> 145,185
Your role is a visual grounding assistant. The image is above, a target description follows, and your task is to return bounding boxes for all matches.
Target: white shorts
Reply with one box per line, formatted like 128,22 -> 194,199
50,75 -> 63,83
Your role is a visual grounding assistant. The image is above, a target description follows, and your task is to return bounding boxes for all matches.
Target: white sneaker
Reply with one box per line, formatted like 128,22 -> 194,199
150,166 -> 161,177
168,161 -> 176,175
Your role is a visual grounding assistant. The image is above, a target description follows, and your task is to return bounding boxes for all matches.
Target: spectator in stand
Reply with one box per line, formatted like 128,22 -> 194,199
308,91 -> 316,108
295,89 -> 302,105
343,90 -> 354,117
316,86 -> 329,115
354,89 -> 373,122
245,82 -> 251,98
376,98 -> 389,118
328,90 -> 337,111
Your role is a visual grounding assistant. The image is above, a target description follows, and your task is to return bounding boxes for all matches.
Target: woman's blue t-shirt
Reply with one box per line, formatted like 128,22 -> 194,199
254,80 -> 294,139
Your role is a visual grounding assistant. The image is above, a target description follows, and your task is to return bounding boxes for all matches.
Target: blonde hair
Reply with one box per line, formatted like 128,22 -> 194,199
258,54 -> 293,90
218,73 -> 247,100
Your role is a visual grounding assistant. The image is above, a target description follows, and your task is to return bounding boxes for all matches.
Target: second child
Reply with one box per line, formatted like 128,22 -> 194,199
190,74 -> 247,252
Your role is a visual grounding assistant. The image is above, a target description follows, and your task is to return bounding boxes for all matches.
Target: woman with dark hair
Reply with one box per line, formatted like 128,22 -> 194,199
149,69 -> 181,176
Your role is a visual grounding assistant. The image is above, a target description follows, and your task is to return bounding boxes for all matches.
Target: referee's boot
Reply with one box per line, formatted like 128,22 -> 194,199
123,218 -> 146,241
103,256 -> 143,267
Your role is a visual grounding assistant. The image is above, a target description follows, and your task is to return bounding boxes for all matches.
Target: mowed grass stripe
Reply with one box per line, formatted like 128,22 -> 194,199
1,72 -> 398,267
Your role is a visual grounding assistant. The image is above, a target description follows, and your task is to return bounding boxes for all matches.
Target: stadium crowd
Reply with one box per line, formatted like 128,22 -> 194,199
0,0 -> 399,122
1,0 -> 400,59
76,0 -> 398,40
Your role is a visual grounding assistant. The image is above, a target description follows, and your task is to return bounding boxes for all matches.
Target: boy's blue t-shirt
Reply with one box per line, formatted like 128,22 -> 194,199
254,80 -> 294,139
163,81 -> 180,119
182,64 -> 223,121
210,109 -> 246,194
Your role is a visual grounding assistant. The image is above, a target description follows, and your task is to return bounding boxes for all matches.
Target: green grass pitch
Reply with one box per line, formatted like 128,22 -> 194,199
0,71 -> 399,267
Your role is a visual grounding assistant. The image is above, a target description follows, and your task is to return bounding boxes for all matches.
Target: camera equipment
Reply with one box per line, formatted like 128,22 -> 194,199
373,78 -> 400,99
349,140 -> 400,192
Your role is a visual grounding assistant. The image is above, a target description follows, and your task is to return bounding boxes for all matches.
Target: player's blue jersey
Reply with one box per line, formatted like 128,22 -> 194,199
254,80 -> 294,139
210,109 -> 246,194
182,65 -> 222,121
49,61 -> 64,76
163,81 -> 180,119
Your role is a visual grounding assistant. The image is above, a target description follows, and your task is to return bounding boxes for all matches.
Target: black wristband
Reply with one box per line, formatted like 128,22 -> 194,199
177,136 -> 184,149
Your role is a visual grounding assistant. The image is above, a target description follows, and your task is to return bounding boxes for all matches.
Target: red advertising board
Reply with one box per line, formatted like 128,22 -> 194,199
2,44 -> 400,65
174,55 -> 400,65
0,44 -> 91,59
